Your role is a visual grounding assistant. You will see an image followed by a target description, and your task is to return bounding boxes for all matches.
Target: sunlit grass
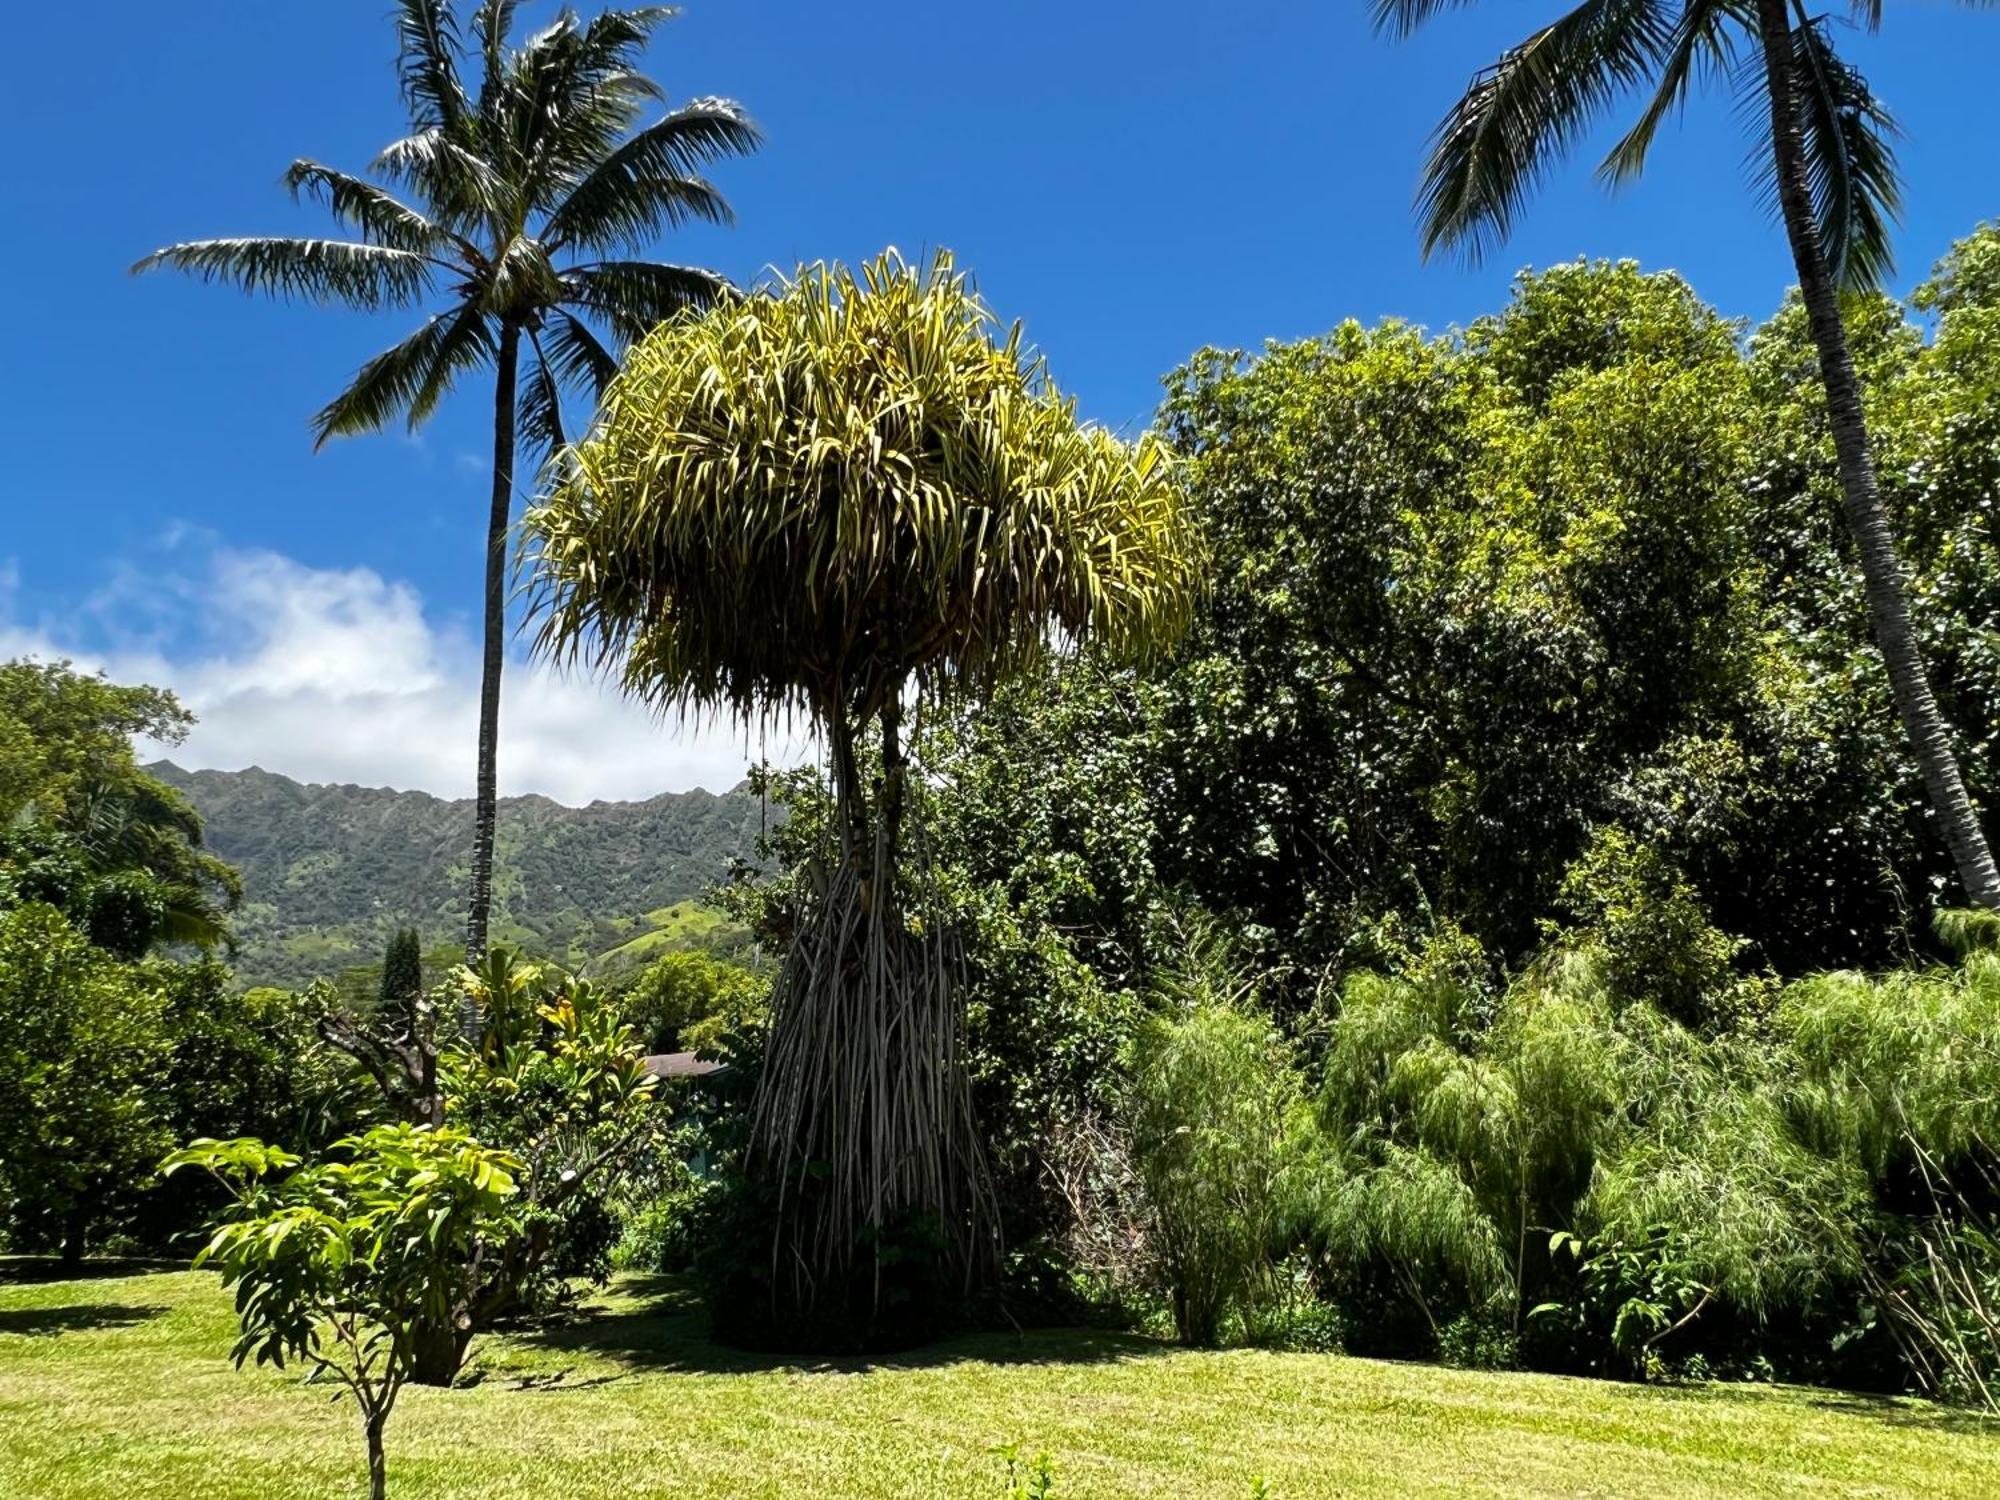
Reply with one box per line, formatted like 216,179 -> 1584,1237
585,900 -> 745,978
2,1268 -> 1993,1498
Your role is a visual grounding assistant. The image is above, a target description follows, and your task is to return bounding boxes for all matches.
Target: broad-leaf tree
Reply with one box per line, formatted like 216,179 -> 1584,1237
134,2 -> 760,958
0,904 -> 171,1265
0,659 -> 239,952
1372,0 -> 2000,908
527,250 -> 1202,1344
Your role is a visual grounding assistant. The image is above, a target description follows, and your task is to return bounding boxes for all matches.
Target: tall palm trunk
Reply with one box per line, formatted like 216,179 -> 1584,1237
466,322 -> 521,967
1753,0 -> 2000,911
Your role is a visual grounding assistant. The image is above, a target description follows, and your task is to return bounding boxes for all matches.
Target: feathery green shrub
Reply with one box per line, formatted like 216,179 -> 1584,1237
1123,946 -> 1309,1345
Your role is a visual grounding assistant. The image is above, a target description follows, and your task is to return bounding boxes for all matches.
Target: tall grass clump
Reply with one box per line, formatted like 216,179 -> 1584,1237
1123,943 -> 1308,1345
1771,911 -> 2000,1407
1302,951 -> 1858,1371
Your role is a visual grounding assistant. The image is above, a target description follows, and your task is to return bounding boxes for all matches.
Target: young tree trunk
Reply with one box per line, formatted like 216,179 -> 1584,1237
465,323 -> 522,980
365,1411 -> 388,1500
1753,0 -> 2000,910
59,1203 -> 86,1271
406,1312 -> 472,1388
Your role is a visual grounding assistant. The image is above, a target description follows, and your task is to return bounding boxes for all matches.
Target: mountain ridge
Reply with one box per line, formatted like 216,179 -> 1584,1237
148,761 -> 768,988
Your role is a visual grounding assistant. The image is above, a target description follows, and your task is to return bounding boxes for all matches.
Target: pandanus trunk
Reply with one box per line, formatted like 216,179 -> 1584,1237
1753,0 -> 2000,910
738,694 -> 997,1347
466,322 -> 521,977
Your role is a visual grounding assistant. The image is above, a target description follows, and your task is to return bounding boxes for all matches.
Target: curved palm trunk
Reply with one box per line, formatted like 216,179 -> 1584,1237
1753,0 -> 2000,911
466,323 -> 521,974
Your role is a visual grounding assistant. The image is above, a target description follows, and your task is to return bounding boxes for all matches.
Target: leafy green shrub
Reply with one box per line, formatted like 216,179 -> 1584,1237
617,948 -> 767,1054
1437,1311 -> 1518,1371
1554,828 -> 1746,1029
1775,918 -> 2000,1180
0,903 -> 170,1261
1306,954 -> 1857,1371
433,952 -> 665,1352
1869,1213 -> 2000,1411
611,1108 -> 728,1275
1770,923 -> 2000,1408
995,1444 -> 1057,1500
166,1128 -> 526,1500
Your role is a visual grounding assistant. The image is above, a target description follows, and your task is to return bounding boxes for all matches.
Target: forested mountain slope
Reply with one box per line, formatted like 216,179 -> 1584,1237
149,762 -> 766,988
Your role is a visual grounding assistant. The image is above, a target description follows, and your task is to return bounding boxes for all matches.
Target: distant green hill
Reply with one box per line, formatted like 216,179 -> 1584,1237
584,899 -> 754,981
148,762 -> 770,990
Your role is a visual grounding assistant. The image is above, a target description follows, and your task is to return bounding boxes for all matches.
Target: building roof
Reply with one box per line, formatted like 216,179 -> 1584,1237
641,1050 -> 728,1080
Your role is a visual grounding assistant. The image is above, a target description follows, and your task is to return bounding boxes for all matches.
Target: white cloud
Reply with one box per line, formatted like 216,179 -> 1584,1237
1,545 -> 812,804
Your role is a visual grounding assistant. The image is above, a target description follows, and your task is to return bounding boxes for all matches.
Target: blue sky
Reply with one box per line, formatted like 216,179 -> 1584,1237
1,2 -> 1994,799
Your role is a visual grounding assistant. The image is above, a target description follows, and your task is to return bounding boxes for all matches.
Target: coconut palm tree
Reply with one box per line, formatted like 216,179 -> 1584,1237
527,250 -> 1202,1343
134,1 -> 760,960
1374,0 -> 2000,909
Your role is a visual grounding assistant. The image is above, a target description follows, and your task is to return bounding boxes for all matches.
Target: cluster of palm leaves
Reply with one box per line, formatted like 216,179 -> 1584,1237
528,251 -> 1197,736
1384,0 -> 1901,290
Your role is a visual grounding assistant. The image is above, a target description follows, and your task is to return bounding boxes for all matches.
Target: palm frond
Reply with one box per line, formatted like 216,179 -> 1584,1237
372,129 -> 510,230
154,894 -> 236,953
1416,0 -> 1673,262
518,327 -> 570,455
1788,14 -> 1901,291
131,237 -> 434,309
311,303 -> 494,445
472,0 -> 520,99
543,100 -> 759,254
499,8 -> 676,199
1739,14 -> 1902,292
1371,0 -> 1486,40
546,309 -> 622,389
1598,0 -> 1740,185
563,260 -> 730,343
517,310 -> 626,454
282,161 -> 449,254
393,0 -> 469,131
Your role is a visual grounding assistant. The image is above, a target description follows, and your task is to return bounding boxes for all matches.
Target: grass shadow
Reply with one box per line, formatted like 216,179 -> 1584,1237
518,1274 -> 1173,1377
1584,1370 -> 2000,1438
1804,1389 -> 1998,1436
0,1302 -> 168,1336
0,1256 -> 189,1285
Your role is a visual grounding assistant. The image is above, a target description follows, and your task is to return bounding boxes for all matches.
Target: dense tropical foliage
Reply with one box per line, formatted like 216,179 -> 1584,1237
693,232 -> 2000,1401
12,2 -> 2000,1481
20,227 -> 2000,1426
1374,0 -> 2000,909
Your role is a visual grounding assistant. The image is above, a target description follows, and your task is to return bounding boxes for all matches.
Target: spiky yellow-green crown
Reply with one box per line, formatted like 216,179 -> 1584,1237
526,249 -> 1201,724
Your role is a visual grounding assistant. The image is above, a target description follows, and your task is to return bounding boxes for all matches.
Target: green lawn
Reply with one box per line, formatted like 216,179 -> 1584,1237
1,1268 -> 1993,1499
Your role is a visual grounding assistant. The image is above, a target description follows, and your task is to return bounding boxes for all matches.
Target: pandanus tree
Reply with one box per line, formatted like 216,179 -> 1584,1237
527,251 -> 1201,1340
134,1 -> 759,959
1375,0 -> 2000,908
